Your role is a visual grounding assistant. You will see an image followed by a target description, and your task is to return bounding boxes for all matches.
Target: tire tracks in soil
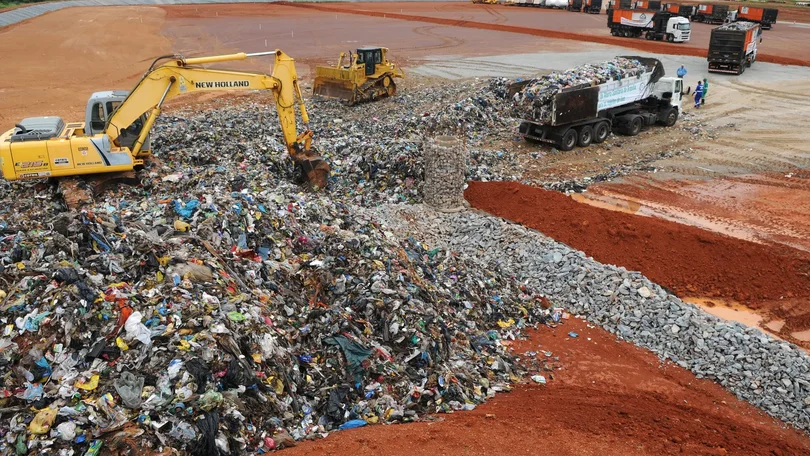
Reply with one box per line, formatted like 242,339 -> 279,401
279,2 -> 810,67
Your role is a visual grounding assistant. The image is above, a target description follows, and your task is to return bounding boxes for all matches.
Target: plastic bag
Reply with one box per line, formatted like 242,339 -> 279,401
114,371 -> 144,409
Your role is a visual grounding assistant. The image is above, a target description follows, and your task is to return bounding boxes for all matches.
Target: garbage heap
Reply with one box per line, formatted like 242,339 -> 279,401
0,116 -> 559,455
509,57 -> 649,124
716,21 -> 760,31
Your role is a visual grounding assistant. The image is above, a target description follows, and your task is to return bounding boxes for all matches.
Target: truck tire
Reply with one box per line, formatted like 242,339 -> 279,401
577,126 -> 593,147
661,108 -> 678,127
559,129 -> 578,151
645,32 -> 653,40
667,34 -> 674,42
628,116 -> 643,136
593,121 -> 610,143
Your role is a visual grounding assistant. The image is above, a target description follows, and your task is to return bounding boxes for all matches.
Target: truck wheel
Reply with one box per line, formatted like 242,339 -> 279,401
667,34 -> 674,42
628,116 -> 642,136
645,32 -> 653,40
577,126 -> 593,147
593,121 -> 610,143
559,129 -> 578,151
662,108 -> 678,127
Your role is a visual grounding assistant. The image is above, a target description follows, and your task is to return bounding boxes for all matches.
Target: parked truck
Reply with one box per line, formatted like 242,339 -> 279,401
568,0 -> 583,11
736,6 -> 778,30
584,0 -> 603,13
606,0 -> 632,13
633,0 -> 661,10
708,21 -> 761,74
692,4 -> 729,23
608,9 -> 691,42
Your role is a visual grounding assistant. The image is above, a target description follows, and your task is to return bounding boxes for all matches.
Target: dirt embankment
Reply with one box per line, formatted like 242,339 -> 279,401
0,6 -> 171,131
283,318 -> 810,456
280,2 -> 810,67
464,181 -> 810,307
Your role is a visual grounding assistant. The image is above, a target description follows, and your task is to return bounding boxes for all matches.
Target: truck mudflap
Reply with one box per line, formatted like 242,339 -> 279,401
518,121 -> 555,144
708,60 -> 748,74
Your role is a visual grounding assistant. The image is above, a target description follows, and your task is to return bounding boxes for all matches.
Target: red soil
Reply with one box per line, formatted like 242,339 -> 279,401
283,318 -> 810,456
464,181 -> 810,306
281,2 -> 810,67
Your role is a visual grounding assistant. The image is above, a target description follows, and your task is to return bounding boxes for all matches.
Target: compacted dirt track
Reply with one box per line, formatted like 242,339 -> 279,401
281,1 -> 810,66
283,318 -> 810,456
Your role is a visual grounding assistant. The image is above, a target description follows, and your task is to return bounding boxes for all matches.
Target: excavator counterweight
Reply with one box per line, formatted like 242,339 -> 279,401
0,50 -> 329,191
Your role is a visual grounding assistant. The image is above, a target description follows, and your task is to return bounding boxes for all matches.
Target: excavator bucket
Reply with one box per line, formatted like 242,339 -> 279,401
293,152 -> 330,190
313,67 -> 357,103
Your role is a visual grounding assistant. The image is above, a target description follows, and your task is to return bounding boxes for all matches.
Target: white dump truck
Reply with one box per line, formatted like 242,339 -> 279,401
512,56 -> 685,151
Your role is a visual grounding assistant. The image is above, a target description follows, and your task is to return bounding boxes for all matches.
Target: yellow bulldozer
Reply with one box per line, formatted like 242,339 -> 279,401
0,50 -> 330,191
312,47 -> 404,105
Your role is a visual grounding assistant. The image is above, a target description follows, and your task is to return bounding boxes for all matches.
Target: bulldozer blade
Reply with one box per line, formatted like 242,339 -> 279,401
313,77 -> 356,103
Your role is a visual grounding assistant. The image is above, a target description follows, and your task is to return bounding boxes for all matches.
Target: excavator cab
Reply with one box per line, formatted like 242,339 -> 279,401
86,91 -> 150,152
313,46 -> 405,105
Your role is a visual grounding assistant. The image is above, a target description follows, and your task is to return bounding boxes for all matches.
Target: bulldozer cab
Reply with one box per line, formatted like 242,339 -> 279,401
356,47 -> 382,76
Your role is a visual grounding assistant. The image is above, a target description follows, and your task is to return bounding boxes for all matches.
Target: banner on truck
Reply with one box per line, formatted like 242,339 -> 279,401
597,78 -> 649,111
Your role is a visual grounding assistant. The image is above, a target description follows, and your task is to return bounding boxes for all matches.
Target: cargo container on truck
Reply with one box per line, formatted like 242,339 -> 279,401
633,0 -> 661,10
513,57 -> 684,151
708,21 -> 761,74
662,2 -> 678,13
692,4 -> 729,23
736,6 -> 778,29
606,0 -> 632,12
608,9 -> 691,42
584,0 -> 603,13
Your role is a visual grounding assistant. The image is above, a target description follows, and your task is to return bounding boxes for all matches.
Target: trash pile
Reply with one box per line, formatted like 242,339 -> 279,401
0,90 -> 562,453
717,21 -> 760,31
152,81 -> 523,208
509,57 -> 649,123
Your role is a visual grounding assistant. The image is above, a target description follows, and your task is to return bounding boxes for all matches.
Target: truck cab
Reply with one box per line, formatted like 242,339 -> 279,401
657,14 -> 691,41
653,77 -> 684,112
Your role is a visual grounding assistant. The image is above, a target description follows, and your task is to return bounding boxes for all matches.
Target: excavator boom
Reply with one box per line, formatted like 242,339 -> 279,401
0,50 -> 329,189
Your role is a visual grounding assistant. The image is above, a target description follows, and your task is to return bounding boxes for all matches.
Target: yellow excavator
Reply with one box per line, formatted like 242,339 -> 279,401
312,47 -> 404,105
0,50 -> 329,190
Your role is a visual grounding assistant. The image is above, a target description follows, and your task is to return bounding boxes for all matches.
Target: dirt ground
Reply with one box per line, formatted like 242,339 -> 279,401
284,1 -> 810,66
283,318 -> 810,456
3,2 -> 810,453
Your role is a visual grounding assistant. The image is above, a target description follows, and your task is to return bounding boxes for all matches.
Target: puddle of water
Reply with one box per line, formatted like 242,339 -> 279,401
791,329 -> 810,342
683,297 -> 763,328
570,193 -> 643,215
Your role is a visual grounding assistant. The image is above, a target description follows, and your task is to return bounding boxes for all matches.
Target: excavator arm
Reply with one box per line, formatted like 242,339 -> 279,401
105,50 -> 327,188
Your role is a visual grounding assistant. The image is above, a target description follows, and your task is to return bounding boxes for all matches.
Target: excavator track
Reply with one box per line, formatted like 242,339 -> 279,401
56,171 -> 142,210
